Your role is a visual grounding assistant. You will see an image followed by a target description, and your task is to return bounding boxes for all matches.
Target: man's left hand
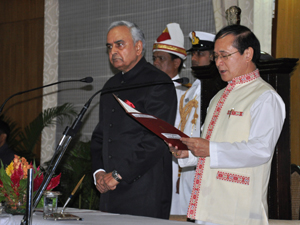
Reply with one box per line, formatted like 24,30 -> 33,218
180,137 -> 210,157
103,172 -> 120,191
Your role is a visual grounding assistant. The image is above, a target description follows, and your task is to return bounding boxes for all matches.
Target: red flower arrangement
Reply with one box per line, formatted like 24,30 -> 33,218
0,155 -> 61,210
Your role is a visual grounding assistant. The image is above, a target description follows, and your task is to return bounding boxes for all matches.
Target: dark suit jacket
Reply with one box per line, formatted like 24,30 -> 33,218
90,57 -> 177,219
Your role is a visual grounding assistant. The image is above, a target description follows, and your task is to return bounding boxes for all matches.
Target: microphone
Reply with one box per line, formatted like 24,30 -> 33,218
79,77 -> 93,83
0,77 -> 93,113
173,77 -> 189,85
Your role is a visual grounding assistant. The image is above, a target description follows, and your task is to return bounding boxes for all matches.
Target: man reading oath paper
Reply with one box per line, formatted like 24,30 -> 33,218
170,25 -> 285,225
90,21 -> 177,219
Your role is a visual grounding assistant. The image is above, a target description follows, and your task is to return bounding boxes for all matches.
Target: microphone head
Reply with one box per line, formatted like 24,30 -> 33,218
80,77 -> 94,83
174,77 -> 190,85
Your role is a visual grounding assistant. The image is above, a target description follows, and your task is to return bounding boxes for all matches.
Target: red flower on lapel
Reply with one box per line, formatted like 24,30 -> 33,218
124,100 -> 135,108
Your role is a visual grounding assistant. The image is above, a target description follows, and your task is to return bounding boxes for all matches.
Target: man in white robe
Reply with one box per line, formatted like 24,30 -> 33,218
170,25 -> 285,225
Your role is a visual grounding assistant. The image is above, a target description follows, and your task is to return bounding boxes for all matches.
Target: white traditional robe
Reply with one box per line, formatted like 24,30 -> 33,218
186,70 -> 285,225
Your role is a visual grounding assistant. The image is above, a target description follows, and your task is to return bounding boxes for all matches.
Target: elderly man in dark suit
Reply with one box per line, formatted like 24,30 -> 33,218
90,21 -> 177,219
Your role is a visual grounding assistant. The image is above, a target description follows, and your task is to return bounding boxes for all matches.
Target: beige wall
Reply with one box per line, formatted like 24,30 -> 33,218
276,0 -> 300,165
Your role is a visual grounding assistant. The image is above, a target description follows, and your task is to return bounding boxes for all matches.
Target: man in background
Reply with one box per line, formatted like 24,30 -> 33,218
177,31 -> 215,215
91,20 -> 177,219
0,120 -> 15,167
172,25 -> 285,225
152,22 -> 188,215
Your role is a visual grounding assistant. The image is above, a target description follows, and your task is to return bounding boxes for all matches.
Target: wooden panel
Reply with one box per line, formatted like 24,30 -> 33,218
261,68 -> 292,220
0,0 -> 44,23
276,0 -> 300,165
0,1 -> 44,160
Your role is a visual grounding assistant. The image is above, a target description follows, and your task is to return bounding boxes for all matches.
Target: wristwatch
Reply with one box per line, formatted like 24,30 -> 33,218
112,170 -> 122,182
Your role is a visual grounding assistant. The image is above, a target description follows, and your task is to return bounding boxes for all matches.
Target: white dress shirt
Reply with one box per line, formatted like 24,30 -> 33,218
179,90 -> 285,169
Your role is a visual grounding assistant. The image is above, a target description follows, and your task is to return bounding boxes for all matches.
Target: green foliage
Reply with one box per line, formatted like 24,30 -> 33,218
55,140 -> 100,210
1,104 -> 99,210
1,103 -> 77,162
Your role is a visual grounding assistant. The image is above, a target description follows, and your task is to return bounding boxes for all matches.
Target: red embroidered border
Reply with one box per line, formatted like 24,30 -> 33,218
216,171 -> 250,185
187,70 -> 259,219
187,157 -> 205,218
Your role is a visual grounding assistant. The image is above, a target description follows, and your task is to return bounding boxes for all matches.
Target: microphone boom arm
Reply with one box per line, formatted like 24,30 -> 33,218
0,77 -> 93,113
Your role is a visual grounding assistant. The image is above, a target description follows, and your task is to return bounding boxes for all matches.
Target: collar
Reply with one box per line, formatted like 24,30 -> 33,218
121,57 -> 147,78
228,69 -> 260,85
172,74 -> 181,87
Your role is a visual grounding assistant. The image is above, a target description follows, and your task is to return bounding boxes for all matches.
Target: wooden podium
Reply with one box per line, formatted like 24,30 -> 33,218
192,57 -> 298,220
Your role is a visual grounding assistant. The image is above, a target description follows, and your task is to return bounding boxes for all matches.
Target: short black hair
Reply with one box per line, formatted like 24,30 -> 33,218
0,120 -> 10,140
169,53 -> 184,73
215,25 -> 260,65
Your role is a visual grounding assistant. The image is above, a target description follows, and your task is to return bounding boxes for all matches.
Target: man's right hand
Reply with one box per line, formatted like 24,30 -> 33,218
95,171 -> 111,193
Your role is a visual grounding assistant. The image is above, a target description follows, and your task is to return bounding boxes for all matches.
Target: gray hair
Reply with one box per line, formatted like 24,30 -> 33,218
108,21 -> 146,54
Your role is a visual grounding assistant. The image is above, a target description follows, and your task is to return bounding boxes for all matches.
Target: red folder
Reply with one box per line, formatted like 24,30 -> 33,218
114,94 -> 189,150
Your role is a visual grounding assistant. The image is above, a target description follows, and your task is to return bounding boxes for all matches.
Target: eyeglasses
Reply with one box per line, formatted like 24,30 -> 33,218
213,51 -> 239,61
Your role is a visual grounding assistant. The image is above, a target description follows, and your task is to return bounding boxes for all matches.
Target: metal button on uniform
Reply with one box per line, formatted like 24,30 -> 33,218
108,155 -> 112,159
111,108 -> 115,112
109,123 -> 113,127
108,138 -> 112,143
121,80 -> 125,84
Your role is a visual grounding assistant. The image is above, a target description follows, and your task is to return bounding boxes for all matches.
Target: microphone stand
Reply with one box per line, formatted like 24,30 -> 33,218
20,85 -> 98,224
20,78 -> 184,224
22,169 -> 33,225
34,101 -> 91,205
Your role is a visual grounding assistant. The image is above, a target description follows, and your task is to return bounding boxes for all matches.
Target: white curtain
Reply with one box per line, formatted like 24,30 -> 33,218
253,0 -> 273,55
212,0 -> 273,55
41,0 -> 59,167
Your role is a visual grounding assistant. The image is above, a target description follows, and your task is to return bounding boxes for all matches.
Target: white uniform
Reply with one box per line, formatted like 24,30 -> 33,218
177,79 -> 201,215
170,75 -> 188,215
